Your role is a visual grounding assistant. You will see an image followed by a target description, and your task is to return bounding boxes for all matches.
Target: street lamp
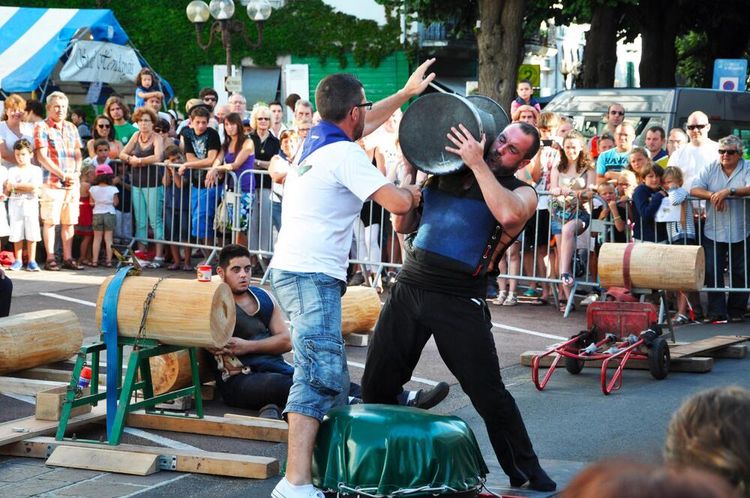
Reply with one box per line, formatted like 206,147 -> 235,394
186,0 -> 272,75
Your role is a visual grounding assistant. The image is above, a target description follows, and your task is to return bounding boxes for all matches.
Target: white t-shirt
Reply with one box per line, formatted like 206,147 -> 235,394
89,185 -> 119,215
667,140 -> 719,192
0,122 -> 34,166
270,141 -> 389,281
7,165 -> 42,201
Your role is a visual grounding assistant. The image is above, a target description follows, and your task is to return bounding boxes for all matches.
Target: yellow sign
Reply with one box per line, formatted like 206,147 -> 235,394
518,64 -> 541,88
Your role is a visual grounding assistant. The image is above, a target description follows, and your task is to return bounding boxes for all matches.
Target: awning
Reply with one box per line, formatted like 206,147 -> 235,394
0,7 -> 172,101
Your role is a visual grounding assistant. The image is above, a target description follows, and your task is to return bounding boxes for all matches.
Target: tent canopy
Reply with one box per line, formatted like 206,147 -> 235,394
0,7 -> 172,103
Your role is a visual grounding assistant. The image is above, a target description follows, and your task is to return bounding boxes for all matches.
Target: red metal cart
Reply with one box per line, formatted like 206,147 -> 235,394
531,302 -> 671,395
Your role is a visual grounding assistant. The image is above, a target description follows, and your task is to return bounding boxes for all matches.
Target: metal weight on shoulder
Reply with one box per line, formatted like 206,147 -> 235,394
399,93 -> 509,176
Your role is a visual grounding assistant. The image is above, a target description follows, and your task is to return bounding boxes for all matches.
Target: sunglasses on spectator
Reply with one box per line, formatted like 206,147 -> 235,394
686,124 -> 708,130
256,117 -> 270,121
97,124 -> 111,128
718,149 -> 739,155
154,127 -> 166,133
609,110 -> 625,116
355,102 -> 374,110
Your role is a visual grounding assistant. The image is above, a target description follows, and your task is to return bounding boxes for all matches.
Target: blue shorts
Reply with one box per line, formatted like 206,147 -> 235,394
551,210 -> 591,235
190,186 -> 218,239
270,269 -> 348,421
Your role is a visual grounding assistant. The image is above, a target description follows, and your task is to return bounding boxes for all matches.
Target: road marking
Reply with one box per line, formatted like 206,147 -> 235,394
39,292 -> 96,307
124,474 -> 190,497
491,321 -> 567,341
3,393 -> 35,404
123,427 -> 200,451
347,360 -> 439,387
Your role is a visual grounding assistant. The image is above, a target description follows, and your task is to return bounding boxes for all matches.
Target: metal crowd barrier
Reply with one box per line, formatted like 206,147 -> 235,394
111,162 -> 750,302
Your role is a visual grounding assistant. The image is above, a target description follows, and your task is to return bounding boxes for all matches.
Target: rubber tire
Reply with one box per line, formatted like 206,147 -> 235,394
565,356 -> 585,375
648,337 -> 670,380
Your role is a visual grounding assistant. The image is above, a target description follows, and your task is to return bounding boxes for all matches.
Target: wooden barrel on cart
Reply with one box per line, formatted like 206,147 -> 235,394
0,310 -> 83,375
95,276 -> 236,348
341,286 -> 382,336
598,242 -> 705,291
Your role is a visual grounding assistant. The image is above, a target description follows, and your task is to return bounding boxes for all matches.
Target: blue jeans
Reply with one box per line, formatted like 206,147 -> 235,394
269,269 -> 348,421
703,236 -> 750,317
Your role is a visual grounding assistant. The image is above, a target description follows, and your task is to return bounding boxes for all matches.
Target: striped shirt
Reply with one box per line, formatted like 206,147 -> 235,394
34,118 -> 81,186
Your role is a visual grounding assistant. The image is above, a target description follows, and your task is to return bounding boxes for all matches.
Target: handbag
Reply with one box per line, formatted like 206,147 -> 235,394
214,190 -> 239,232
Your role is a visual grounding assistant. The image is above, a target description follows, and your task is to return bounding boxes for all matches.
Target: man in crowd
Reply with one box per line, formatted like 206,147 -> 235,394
362,121 -> 556,493
644,125 -> 668,167
34,91 -> 84,271
269,101 -> 287,139
199,87 -> 218,113
690,135 -> 750,324
667,127 -> 689,156
269,59 -> 438,498
596,122 -> 635,185
228,93 -> 250,120
590,102 -> 625,159
178,106 -> 221,244
293,99 -> 313,125
104,96 -> 138,147
668,111 -> 719,192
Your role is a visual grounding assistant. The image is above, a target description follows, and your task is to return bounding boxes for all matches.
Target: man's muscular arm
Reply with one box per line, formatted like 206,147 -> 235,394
445,124 -> 537,232
221,296 -> 292,356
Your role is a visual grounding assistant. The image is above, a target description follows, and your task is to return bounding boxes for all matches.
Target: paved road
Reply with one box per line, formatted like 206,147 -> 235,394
1,267 -> 747,497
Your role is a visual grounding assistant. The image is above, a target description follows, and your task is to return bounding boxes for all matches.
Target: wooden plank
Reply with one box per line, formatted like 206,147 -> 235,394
704,344 -> 747,359
521,351 -> 714,373
36,386 -> 92,421
0,406 -> 106,447
1,437 -> 279,479
0,377 -> 64,396
46,445 -> 159,476
669,335 -> 749,358
344,332 -> 370,347
13,367 -> 107,385
126,411 -> 288,443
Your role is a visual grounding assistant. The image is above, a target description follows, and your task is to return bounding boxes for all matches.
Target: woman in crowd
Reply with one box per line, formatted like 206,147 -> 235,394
86,115 -> 122,160
119,107 -> 164,268
627,146 -> 657,177
0,94 -> 33,166
632,162 -> 668,243
549,130 -> 596,310
206,112 -> 256,248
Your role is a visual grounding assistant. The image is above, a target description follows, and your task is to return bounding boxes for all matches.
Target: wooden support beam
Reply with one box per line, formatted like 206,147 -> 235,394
0,406 -> 106,447
126,411 -> 288,443
46,445 -> 159,476
520,351 -> 714,373
0,377 -> 65,396
12,367 -> 107,385
668,335 -> 748,358
344,332 -> 370,347
2,437 -> 279,479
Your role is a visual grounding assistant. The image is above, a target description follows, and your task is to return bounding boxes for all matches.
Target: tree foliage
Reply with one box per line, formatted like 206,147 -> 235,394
3,0 -> 403,102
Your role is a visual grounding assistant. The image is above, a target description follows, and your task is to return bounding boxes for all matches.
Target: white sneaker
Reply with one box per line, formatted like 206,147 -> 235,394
271,477 -> 325,498
581,293 -> 599,305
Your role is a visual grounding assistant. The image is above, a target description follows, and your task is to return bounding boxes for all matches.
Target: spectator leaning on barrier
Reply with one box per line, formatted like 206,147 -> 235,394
690,135 -> 750,324
34,91 -> 84,271
667,111 -> 718,192
596,122 -> 635,185
632,162 -> 668,243
86,115 -> 121,160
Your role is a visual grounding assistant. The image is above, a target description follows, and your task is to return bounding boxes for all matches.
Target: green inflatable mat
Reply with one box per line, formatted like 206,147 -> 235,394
312,404 -> 489,496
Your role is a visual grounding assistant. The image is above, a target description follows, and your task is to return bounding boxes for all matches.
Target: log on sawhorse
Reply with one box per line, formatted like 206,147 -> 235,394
0,436 -> 279,479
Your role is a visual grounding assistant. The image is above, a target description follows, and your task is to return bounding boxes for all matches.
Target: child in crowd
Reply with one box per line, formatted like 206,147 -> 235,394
661,166 -> 701,324
510,79 -> 542,115
6,139 -> 42,271
163,145 -> 192,271
75,165 -> 95,266
593,182 -> 628,244
89,164 -> 119,267
616,169 -> 637,201
134,68 -> 163,109
89,138 -> 111,168
0,155 -> 8,242
632,163 -> 668,243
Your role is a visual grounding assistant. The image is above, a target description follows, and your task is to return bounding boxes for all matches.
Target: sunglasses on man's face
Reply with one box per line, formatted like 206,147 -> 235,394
718,149 -> 739,155
687,124 -> 708,131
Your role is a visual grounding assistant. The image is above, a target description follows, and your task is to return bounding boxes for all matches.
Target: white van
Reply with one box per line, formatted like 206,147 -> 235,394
543,88 -> 750,152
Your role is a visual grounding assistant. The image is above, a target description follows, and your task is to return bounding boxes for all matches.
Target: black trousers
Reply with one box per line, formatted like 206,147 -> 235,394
362,281 -> 545,485
0,275 -> 11,318
219,372 -> 292,410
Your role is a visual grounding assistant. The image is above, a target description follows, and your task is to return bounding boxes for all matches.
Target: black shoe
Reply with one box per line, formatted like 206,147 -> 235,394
348,272 -> 365,286
409,381 -> 450,410
702,314 -> 728,324
258,403 -> 282,420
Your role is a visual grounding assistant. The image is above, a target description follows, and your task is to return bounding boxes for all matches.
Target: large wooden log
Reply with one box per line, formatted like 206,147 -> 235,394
148,350 -> 212,395
341,286 -> 381,336
598,242 -> 705,291
95,276 -> 235,348
0,310 -> 82,375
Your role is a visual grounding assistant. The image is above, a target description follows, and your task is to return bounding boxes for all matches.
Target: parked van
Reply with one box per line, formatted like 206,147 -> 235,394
544,88 -> 750,152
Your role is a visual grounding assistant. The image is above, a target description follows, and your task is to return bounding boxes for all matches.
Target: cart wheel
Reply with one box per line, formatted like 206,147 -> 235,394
565,356 -> 585,375
648,337 -> 670,380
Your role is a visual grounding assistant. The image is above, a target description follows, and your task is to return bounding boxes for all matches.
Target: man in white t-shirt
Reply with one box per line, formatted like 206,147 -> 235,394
667,111 -> 719,192
269,61 -> 436,498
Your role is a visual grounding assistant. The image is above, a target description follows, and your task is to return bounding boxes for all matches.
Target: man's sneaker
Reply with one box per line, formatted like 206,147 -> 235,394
271,477 -> 325,498
26,261 -> 41,272
8,260 -> 22,271
408,381 -> 450,410
258,403 -> 282,420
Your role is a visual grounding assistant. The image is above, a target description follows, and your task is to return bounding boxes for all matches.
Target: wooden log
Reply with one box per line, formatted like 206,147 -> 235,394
0,310 -> 82,376
2,437 -> 279,479
95,276 -> 236,348
341,286 -> 381,336
148,349 -> 212,395
598,242 -> 705,291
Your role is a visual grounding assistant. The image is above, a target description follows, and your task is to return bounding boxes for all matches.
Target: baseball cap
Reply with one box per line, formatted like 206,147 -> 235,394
95,164 -> 113,176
